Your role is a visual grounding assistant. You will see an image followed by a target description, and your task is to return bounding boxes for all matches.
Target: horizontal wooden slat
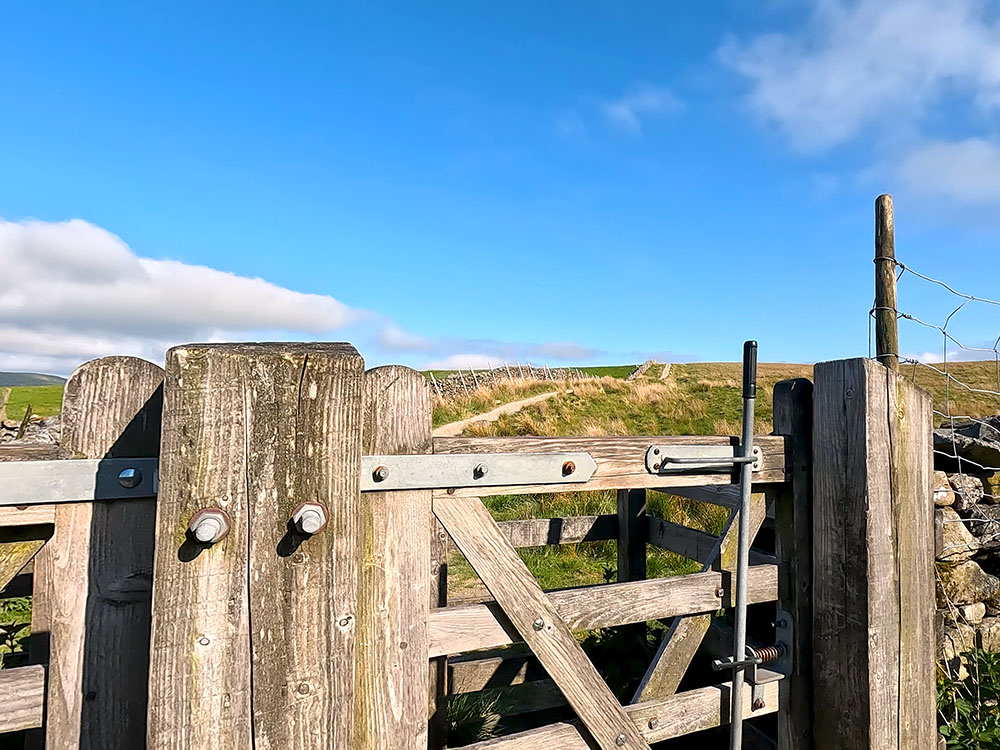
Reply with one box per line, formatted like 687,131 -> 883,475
429,564 -> 779,657
498,515 -> 617,547
431,435 -> 788,497
0,665 -> 45,732
449,648 -> 542,693
647,515 -> 774,566
462,679 -> 782,749
0,444 -> 59,462
0,505 -> 55,527
668,485 -> 776,519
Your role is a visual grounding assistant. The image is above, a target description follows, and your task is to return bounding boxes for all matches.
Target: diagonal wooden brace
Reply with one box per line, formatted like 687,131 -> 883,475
433,494 -> 651,750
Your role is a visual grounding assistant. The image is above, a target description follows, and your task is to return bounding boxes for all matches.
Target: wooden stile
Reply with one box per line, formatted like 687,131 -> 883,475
812,358 -> 934,749
772,378 -> 813,749
31,356 -> 163,749
357,366 -> 433,748
147,343 -> 365,749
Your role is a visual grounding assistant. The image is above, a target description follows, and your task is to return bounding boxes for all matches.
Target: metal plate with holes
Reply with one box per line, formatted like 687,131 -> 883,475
360,452 -> 597,492
644,444 -> 762,474
0,458 -> 159,507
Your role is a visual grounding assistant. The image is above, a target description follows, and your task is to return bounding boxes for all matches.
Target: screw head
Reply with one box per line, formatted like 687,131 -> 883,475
373,465 -> 389,482
562,461 -> 576,476
648,718 -> 659,730
532,617 -> 545,631
715,586 -> 726,598
188,509 -> 230,545
118,467 -> 142,489
292,502 -> 328,535
616,733 -> 627,746
752,698 -> 766,711
473,463 -> 488,480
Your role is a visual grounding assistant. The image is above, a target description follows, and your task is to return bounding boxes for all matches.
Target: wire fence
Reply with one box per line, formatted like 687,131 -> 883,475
870,252 -> 1000,671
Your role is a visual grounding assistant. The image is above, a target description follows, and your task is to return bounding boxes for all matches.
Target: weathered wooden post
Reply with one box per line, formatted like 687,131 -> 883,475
812,358 -> 935,749
772,378 -> 813,749
875,194 -> 899,371
147,343 -> 365,748
31,356 -> 163,749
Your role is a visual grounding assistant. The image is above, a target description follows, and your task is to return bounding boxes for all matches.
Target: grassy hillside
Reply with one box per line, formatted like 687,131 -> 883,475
0,372 -> 65,387
3,385 -> 63,421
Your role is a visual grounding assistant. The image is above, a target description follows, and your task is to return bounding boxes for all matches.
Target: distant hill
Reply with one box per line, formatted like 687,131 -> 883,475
0,372 -> 67,387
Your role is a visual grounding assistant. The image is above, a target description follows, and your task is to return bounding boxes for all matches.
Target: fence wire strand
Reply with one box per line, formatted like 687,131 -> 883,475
869,259 -> 1000,609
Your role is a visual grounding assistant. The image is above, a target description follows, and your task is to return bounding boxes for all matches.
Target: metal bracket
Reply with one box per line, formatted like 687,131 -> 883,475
774,609 -> 794,677
645,444 -> 761,474
0,458 -> 158,507
360,452 -> 597,492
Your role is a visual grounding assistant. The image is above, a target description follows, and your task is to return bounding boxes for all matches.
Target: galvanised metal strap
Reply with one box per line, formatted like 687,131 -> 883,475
0,452 -> 598,506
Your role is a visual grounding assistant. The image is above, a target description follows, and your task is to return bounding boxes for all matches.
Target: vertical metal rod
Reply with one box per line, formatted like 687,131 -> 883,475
730,340 -> 757,750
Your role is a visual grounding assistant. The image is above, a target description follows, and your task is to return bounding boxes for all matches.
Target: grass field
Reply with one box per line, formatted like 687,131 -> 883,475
3,385 -> 63,421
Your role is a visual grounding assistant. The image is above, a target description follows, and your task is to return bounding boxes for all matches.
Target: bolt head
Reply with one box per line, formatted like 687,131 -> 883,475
562,461 -> 576,476
292,502 -> 328,535
752,698 -> 766,711
532,617 -> 545,631
648,718 -> 659,730
616,733 -> 627,746
373,465 -> 389,482
118,467 -> 142,489
715,586 -> 726,598
473,462 -> 488,479
188,508 -> 230,545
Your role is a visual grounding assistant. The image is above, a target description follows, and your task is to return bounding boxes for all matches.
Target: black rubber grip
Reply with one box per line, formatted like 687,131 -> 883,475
743,340 -> 758,399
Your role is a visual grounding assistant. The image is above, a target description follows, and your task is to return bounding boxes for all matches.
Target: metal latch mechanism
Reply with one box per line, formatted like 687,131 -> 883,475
644,444 -> 762,474
712,610 -> 794,712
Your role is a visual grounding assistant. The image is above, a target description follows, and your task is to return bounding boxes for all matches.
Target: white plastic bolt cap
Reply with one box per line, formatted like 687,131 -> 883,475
298,509 -> 324,534
194,516 -> 223,543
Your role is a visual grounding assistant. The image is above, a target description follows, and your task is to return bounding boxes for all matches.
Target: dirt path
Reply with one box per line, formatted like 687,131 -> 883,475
432,390 -> 561,437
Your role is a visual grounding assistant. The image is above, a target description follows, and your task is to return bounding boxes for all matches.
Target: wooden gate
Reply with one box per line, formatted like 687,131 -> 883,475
0,345 -> 935,749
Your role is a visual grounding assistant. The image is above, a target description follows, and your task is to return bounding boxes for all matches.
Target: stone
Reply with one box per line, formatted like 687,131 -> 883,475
949,473 -> 985,512
965,504 -> 1000,549
980,617 -> 1000,651
957,602 -> 987,624
938,507 -> 980,561
938,560 -> 1000,607
984,473 -> 1000,503
936,417 -> 1000,471
934,470 -> 956,506
939,620 -> 976,678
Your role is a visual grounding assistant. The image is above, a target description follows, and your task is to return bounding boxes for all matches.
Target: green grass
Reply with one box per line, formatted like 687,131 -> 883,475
432,381 -> 557,428
4,385 -> 63,421
576,365 -> 638,379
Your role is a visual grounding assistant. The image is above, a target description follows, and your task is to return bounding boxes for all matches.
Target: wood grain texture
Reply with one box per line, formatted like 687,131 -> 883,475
0,506 -> 56,526
461,680 -> 782,750
31,356 -> 163,750
147,343 -> 364,750
874,194 -> 898,370
0,665 -> 45,732
812,358 -> 934,749
499,514 -> 617,548
428,564 -> 778,658
633,491 -> 768,702
646,515 -> 718,562
357,366 -> 432,749
433,494 -> 651,750
0,537 -> 46,591
0,444 -> 59,462
772,378 -> 814,750
432,435 -> 787,496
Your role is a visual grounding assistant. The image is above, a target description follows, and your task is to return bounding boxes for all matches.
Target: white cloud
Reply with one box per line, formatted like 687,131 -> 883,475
377,324 -> 432,352
720,0 -> 1000,151
0,218 -> 365,372
601,85 -> 682,133
898,138 -> 1000,204
425,353 -> 497,370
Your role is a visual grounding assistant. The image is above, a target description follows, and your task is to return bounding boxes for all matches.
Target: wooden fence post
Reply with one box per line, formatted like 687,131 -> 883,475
812,358 -> 934,749
357,366 -> 433,748
31,356 -> 163,749
772,378 -> 813,750
875,194 -> 899,371
147,343 -> 364,749
617,489 -> 646,583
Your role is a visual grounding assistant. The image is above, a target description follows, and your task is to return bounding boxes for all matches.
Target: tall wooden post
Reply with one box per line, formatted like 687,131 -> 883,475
812,358 -> 934,749
772,379 -> 813,750
30,357 -> 163,750
147,343 -> 365,749
617,488 -> 646,584
875,194 -> 899,371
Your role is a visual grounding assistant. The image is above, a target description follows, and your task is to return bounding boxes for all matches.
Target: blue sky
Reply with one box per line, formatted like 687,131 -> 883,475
2,0 -> 1000,374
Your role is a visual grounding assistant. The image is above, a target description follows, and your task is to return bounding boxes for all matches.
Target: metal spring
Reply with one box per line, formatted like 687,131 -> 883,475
754,643 -> 785,664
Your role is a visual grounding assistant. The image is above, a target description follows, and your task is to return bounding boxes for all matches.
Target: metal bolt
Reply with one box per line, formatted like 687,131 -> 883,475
616,733 -> 627,746
653,448 -> 660,455
473,463 -> 488,480
292,502 -> 328,535
776,618 -> 788,629
647,718 -> 659,730
118,467 -> 142,489
562,461 -> 576,476
373,465 -> 389,482
715,586 -> 725,598
188,508 -> 231,545
532,618 -> 545,631
752,698 -> 766,711
653,462 -> 661,471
